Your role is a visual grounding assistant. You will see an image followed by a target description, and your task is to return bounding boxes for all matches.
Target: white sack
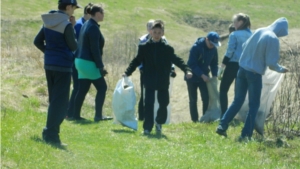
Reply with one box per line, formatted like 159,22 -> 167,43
112,77 -> 138,130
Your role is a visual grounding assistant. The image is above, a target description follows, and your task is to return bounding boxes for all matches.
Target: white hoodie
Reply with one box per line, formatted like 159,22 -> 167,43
239,17 -> 288,75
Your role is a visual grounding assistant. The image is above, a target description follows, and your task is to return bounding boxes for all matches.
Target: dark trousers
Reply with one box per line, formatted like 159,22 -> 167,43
138,72 -> 145,121
186,79 -> 209,122
143,88 -> 169,131
74,77 -> 107,119
67,65 -> 79,118
43,70 -> 71,141
219,62 -> 240,118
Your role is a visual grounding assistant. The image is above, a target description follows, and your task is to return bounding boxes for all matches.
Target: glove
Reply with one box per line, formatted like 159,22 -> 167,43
170,70 -> 177,78
217,67 -> 224,80
100,68 -> 108,77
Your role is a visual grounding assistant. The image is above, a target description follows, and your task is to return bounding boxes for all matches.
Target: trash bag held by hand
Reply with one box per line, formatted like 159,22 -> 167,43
112,77 -> 138,130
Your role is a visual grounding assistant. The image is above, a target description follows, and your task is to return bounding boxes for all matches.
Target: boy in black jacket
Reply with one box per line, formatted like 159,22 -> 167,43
124,20 -> 193,134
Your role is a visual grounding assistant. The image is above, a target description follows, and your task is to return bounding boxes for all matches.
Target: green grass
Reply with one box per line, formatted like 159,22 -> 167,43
1,98 -> 300,169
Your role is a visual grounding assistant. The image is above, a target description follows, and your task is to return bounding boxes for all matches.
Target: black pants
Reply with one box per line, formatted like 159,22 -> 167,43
74,77 -> 107,119
219,62 -> 240,118
67,65 -> 78,118
138,72 -> 144,121
143,88 -> 169,131
186,79 -> 209,122
43,70 -> 71,142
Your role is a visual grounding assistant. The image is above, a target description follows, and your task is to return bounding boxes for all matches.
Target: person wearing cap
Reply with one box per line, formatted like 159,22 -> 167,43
33,0 -> 80,146
218,13 -> 252,118
216,17 -> 289,141
123,20 -> 193,135
74,4 -> 113,122
66,3 -> 93,120
137,19 -> 176,121
185,32 -> 220,122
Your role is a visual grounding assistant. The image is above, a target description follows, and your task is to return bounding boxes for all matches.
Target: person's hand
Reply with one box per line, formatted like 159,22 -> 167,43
122,73 -> 128,77
69,16 -> 76,27
282,67 -> 289,73
201,74 -> 209,82
170,70 -> 177,78
185,72 -> 193,79
100,68 -> 108,77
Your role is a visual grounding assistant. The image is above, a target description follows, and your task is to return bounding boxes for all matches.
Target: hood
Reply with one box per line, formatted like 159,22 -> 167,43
267,17 -> 288,37
195,37 -> 205,44
41,11 -> 69,28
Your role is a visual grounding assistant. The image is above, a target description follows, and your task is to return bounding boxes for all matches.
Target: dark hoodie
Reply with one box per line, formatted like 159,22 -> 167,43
34,10 -> 77,72
186,37 -> 218,82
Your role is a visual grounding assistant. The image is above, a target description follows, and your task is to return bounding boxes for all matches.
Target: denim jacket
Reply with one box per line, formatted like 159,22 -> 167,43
224,29 -> 252,62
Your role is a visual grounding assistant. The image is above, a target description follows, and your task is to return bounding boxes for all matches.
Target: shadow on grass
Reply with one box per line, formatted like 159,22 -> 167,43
145,132 -> 168,140
30,135 -> 68,150
112,129 -> 137,134
71,119 -> 94,125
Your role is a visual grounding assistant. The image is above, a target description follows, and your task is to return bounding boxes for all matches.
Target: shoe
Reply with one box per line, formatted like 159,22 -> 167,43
65,116 -> 75,121
238,136 -> 250,143
155,124 -> 162,132
216,125 -> 227,137
94,116 -> 113,122
143,130 -> 150,135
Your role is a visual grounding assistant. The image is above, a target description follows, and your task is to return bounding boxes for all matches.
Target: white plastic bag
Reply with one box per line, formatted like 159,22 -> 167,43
153,77 -> 174,124
199,77 -> 222,122
236,68 -> 284,135
112,77 -> 138,130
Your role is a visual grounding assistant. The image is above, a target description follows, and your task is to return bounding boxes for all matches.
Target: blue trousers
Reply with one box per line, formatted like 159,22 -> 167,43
219,67 -> 262,137
67,65 -> 79,118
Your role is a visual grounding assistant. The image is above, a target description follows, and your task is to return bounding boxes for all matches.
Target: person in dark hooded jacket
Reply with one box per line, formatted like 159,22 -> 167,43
33,0 -> 80,146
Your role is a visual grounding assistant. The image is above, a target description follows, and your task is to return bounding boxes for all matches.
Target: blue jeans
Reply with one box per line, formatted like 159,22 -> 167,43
219,67 -> 262,137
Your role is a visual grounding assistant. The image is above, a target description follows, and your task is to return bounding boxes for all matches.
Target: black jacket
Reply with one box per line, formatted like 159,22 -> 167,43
125,39 -> 191,90
75,19 -> 105,68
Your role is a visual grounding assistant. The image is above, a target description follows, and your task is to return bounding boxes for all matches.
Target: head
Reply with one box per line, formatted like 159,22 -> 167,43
146,19 -> 155,33
205,31 -> 221,49
83,3 -> 93,19
58,0 -> 80,16
232,13 -> 251,30
150,20 -> 165,42
87,4 -> 104,22
228,24 -> 235,33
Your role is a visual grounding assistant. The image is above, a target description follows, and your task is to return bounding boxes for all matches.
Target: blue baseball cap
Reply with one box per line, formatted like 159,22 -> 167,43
207,31 -> 221,47
59,0 -> 81,8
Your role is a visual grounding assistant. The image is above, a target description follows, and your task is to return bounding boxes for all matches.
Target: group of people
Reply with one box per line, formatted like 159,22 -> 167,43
34,0 -> 289,146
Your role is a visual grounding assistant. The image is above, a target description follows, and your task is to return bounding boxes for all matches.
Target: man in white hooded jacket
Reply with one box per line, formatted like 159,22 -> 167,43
216,17 -> 289,140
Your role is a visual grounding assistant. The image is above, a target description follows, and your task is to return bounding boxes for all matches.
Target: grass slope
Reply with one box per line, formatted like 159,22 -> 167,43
2,100 -> 300,169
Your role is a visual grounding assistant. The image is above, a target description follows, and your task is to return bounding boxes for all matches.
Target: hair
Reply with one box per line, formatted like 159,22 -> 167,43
233,13 -> 251,30
86,4 -> 103,16
151,20 -> 164,31
84,3 -> 93,15
58,3 -> 75,10
228,24 -> 235,33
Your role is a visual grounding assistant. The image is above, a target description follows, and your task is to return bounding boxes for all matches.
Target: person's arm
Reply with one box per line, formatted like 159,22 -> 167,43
266,38 -> 287,73
33,27 -> 46,53
210,50 -> 219,77
170,47 -> 191,74
64,24 -> 77,52
87,25 -> 103,68
187,44 -> 203,77
125,46 -> 144,76
222,33 -> 236,65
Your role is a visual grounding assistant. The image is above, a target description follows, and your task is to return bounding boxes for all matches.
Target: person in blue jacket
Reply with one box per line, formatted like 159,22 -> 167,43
33,0 -> 80,146
66,3 -> 92,119
218,13 -> 252,118
74,4 -> 112,122
186,32 -> 220,122
216,17 -> 289,141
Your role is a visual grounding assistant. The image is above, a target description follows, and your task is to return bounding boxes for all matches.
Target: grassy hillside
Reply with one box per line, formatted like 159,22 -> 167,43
1,0 -> 300,168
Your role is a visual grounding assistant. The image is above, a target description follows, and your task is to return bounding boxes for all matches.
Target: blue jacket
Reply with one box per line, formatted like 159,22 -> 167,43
74,17 -> 86,40
75,19 -> 105,68
239,17 -> 288,75
38,10 -> 75,70
224,29 -> 252,62
186,37 -> 218,82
